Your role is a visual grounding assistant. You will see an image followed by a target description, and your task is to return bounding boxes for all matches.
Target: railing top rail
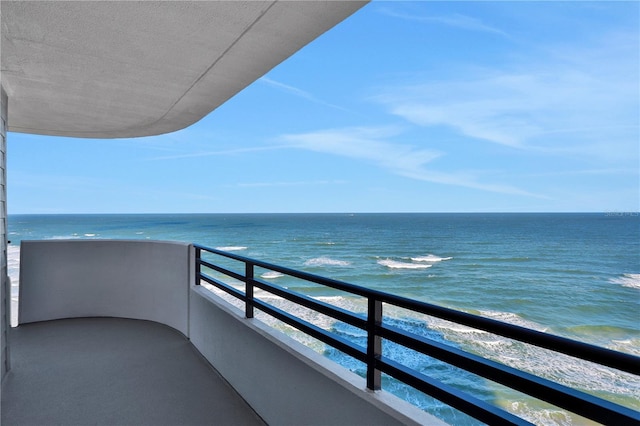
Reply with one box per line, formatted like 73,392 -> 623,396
195,244 -> 640,425
195,243 -> 376,296
375,287 -> 640,375
194,243 -> 640,376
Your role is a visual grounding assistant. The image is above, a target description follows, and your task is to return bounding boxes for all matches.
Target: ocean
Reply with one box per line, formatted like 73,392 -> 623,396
7,213 -> 640,425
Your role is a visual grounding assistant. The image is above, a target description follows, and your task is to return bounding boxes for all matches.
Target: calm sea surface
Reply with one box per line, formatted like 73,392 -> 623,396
7,213 -> 640,424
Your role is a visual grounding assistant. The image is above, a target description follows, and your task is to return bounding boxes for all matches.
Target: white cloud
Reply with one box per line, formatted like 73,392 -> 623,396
522,167 -> 639,178
280,126 -> 442,174
279,126 -> 543,197
259,77 -> 352,113
379,69 -> 637,150
379,8 -> 509,37
147,145 -> 290,161
232,180 -> 347,188
10,171 -> 111,192
374,30 -> 639,159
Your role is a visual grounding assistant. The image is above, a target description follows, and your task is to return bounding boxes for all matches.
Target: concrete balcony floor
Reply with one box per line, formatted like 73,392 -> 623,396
2,317 -> 266,426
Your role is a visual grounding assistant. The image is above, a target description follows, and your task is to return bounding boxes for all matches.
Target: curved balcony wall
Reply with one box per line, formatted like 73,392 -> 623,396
16,239 -> 437,425
18,240 -> 191,336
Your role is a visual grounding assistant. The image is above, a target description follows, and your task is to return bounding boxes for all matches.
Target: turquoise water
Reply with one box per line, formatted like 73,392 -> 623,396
8,213 -> 640,424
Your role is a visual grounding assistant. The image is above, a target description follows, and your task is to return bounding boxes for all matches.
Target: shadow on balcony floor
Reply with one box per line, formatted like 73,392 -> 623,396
2,317 -> 266,426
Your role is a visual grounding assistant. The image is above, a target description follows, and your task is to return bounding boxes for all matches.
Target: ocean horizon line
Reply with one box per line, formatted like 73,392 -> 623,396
8,211 -> 639,216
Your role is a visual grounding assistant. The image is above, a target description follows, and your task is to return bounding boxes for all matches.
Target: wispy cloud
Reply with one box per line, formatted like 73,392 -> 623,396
146,145 -> 290,161
374,30 -> 639,159
522,167 -> 639,178
378,70 -> 634,149
230,180 -> 347,188
279,126 -> 543,197
280,126 -> 442,174
379,8 -> 509,37
259,77 -> 353,113
10,171 -> 111,192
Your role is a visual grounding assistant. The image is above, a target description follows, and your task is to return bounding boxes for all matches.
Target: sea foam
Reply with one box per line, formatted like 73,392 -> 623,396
304,257 -> 350,267
411,254 -> 453,262
609,273 -> 640,289
378,259 -> 432,269
48,234 -> 82,240
197,283 -> 640,424
477,310 -> 549,332
215,246 -> 247,251
261,271 -> 285,279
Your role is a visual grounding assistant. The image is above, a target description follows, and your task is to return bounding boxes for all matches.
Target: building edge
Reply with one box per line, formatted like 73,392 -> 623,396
1,81 -> 9,424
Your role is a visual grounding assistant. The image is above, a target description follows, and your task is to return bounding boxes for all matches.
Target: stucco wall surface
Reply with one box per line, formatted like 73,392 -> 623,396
189,286 -> 440,426
18,240 -> 190,335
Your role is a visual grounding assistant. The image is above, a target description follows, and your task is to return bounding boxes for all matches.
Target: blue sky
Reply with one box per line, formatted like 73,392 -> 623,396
8,1 -> 639,214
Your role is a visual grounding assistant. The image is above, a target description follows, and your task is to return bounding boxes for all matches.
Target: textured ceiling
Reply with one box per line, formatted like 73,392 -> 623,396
0,1 -> 366,138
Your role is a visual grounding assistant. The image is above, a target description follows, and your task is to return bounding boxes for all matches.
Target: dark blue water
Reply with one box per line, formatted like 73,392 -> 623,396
8,213 -> 639,424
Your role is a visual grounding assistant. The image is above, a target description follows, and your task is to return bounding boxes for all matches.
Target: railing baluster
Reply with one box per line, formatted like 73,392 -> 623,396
245,262 -> 254,319
367,298 -> 382,390
194,246 -> 201,286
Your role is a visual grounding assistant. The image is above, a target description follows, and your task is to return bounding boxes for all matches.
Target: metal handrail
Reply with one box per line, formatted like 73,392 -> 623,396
193,244 -> 640,425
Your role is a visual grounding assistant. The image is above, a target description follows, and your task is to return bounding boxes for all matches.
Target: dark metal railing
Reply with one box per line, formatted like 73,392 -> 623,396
193,244 -> 640,426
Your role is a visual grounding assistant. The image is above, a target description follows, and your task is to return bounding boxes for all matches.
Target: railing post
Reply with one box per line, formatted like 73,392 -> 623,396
194,246 -> 201,286
245,262 -> 254,319
367,298 -> 382,390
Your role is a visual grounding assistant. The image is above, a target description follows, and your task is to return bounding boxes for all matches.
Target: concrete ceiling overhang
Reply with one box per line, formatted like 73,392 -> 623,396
0,1 -> 367,138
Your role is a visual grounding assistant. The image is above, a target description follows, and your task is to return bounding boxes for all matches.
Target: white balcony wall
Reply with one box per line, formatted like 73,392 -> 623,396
17,240 -> 438,425
189,285 -> 436,426
19,240 -> 191,335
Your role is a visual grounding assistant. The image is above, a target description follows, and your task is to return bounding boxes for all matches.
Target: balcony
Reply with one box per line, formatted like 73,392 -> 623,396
2,240 -> 432,426
3,317 -> 264,425
2,239 -> 638,425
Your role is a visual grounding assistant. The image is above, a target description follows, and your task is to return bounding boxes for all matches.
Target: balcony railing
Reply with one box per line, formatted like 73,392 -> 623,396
194,244 -> 640,426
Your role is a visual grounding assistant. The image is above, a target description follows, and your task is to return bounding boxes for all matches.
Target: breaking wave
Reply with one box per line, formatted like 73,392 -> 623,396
304,257 -> 351,267
261,271 -> 285,279
378,259 -> 432,269
609,273 -> 640,289
190,281 -> 640,425
215,246 -> 247,251
411,254 -> 453,262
